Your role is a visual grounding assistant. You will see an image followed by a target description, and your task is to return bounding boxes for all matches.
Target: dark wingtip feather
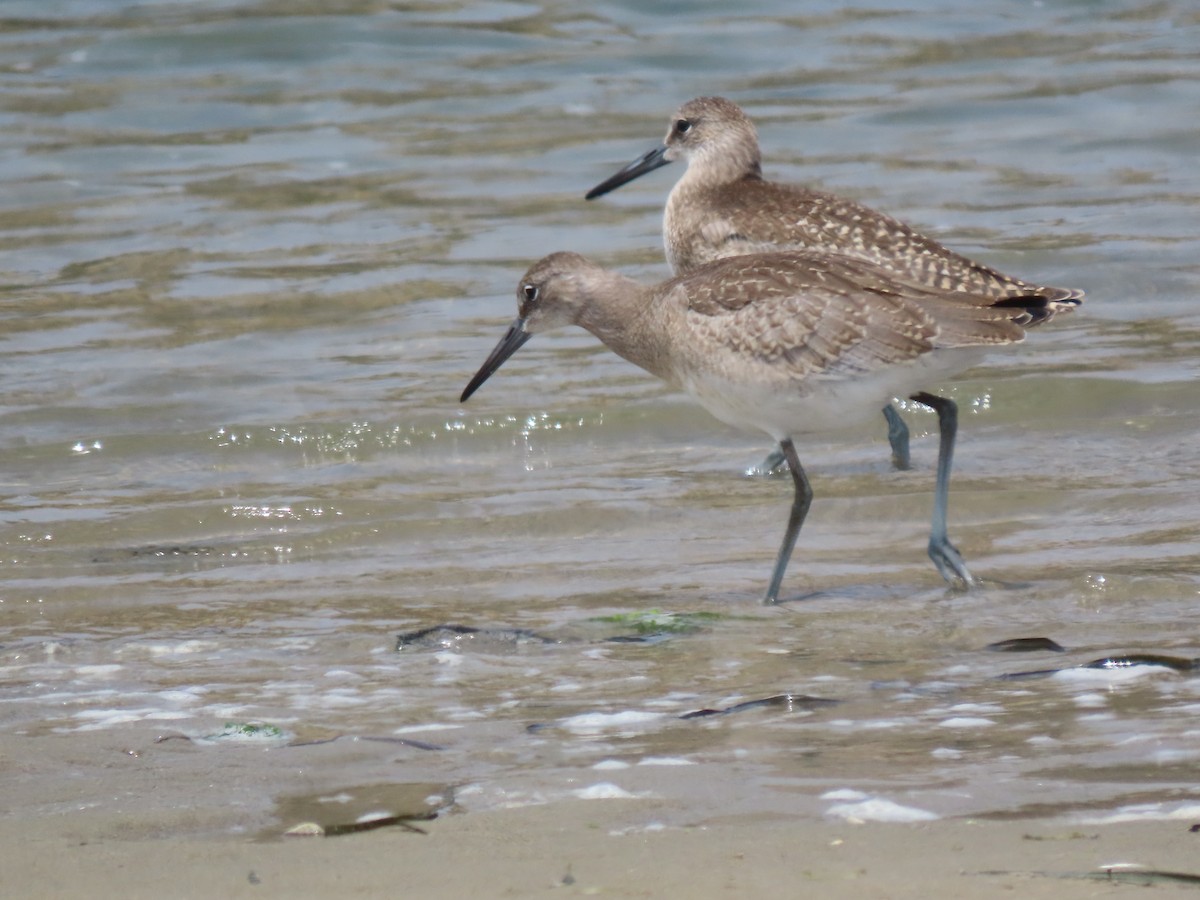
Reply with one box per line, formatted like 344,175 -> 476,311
991,287 -> 1084,327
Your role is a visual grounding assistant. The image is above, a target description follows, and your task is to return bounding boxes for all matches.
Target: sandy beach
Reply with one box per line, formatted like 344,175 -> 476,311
6,731 -> 1199,900
10,798 -> 1200,899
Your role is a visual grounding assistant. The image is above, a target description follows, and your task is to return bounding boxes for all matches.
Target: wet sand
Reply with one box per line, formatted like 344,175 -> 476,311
10,799 -> 1199,899
6,732 -> 1199,900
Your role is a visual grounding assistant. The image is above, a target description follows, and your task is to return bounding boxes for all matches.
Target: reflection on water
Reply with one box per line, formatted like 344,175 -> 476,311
1,0 -> 1198,837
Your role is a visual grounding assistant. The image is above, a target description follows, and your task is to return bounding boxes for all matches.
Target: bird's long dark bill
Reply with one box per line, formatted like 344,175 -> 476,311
584,145 -> 671,199
460,318 -> 533,403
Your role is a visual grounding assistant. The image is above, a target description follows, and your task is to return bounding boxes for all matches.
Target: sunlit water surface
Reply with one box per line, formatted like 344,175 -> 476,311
2,0 -> 1198,835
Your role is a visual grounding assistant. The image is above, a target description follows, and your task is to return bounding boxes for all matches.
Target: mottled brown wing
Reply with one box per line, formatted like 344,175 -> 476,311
682,254 -> 943,378
812,253 -> 1042,348
713,178 -> 1084,305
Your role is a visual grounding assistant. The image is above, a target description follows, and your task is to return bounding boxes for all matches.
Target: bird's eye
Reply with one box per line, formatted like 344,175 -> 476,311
673,118 -> 692,135
522,283 -> 538,302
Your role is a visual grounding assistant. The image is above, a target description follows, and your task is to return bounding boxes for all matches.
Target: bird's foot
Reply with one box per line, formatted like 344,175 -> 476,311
929,537 -> 975,589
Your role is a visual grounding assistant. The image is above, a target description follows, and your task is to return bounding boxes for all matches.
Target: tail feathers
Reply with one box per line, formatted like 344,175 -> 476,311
992,287 -> 1083,327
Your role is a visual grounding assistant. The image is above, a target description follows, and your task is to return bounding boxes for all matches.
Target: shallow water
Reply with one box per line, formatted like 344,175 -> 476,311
2,0 -> 1199,838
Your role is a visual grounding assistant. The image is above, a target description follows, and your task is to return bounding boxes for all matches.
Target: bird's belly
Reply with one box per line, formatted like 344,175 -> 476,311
679,348 -> 983,442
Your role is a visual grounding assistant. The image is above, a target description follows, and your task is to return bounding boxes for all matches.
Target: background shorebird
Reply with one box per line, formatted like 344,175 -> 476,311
585,96 -> 1084,473
460,250 -> 1081,602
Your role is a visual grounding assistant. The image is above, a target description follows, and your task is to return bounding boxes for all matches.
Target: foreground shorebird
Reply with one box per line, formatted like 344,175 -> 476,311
585,96 -> 1084,471
460,250 -> 1081,602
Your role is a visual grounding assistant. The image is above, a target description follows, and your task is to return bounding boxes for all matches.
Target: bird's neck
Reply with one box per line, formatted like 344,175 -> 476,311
574,271 -> 673,382
674,146 -> 763,197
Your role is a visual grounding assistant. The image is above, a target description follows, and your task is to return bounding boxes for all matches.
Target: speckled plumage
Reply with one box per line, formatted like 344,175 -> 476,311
598,96 -> 1084,311
585,97 -> 1083,482
459,250 -> 1080,600
491,251 -> 1064,431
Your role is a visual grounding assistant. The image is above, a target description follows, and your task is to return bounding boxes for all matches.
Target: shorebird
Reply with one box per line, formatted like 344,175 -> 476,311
585,96 -> 1084,472
460,250 -> 1081,602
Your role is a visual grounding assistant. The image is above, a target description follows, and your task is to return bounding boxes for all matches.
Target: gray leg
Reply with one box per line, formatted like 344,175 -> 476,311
754,405 -> 908,477
910,392 -> 974,588
882,404 -> 911,471
764,438 -> 813,604
750,447 -> 787,477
